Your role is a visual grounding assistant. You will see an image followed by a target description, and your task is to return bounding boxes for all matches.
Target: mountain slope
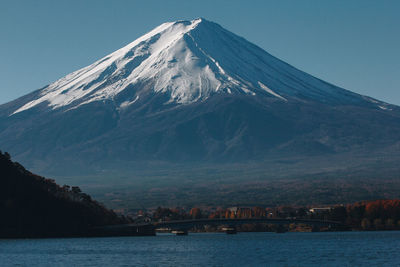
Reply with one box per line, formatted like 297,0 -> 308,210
0,18 -> 399,184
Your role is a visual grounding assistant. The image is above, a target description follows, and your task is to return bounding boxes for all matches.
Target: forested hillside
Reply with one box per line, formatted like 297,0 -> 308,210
0,151 -> 128,238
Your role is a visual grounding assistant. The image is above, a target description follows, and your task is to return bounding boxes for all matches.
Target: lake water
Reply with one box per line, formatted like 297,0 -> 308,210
1,231 -> 399,266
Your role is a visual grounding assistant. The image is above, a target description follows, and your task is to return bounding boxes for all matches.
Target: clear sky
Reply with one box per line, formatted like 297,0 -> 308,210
1,0 -> 399,105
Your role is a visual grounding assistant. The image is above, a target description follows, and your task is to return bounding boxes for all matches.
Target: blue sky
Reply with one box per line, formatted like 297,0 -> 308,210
1,0 -> 399,104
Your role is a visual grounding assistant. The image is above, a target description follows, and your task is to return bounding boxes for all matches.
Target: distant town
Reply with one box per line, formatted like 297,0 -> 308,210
119,200 -> 400,233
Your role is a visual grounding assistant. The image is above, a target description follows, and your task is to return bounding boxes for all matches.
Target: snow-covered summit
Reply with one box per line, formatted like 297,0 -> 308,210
12,18 -> 383,115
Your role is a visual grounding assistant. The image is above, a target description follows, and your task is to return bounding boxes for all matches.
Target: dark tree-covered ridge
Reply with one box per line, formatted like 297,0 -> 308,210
0,151 -> 128,238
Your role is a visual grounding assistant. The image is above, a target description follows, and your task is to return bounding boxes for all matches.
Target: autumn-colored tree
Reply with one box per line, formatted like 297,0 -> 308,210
229,211 -> 236,219
253,207 -> 265,218
189,207 -> 202,219
225,210 -> 230,219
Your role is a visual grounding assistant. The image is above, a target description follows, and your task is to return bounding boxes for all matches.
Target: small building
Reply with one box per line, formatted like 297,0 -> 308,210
309,207 -> 332,214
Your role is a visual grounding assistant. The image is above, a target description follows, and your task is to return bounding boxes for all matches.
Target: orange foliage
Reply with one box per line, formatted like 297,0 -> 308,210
189,207 -> 202,219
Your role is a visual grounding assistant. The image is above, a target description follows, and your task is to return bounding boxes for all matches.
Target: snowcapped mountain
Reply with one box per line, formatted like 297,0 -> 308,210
10,18 -> 389,116
0,18 -> 399,179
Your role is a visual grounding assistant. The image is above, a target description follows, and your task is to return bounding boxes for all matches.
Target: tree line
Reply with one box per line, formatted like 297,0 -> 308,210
150,200 -> 400,231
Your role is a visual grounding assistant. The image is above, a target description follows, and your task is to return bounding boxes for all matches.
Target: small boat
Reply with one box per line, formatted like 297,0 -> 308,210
171,230 -> 188,235
222,227 -> 237,234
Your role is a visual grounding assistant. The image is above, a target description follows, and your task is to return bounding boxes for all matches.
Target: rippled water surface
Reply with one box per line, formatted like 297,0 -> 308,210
1,231 -> 399,266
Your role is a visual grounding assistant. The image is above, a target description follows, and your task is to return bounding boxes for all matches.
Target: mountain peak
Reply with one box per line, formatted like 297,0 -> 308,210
11,18 -> 386,115
173,17 -> 209,25
12,18 -> 218,114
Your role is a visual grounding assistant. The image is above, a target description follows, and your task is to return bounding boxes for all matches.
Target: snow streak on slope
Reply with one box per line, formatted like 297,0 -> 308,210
12,18 -> 386,115
258,82 -> 287,101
